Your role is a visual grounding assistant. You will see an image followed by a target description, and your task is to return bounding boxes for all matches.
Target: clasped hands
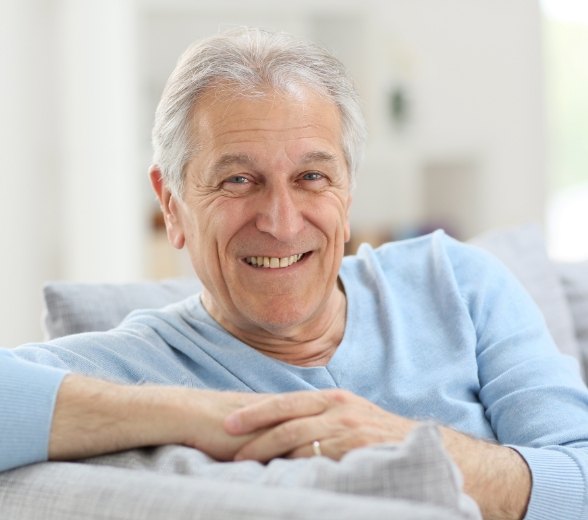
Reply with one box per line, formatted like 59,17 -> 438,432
183,387 -> 531,519
202,389 -> 416,463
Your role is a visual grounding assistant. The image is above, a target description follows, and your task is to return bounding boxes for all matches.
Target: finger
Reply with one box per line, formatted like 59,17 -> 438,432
224,391 -> 329,435
286,426 -> 395,462
286,432 -> 371,461
234,415 -> 324,462
287,438 -> 330,460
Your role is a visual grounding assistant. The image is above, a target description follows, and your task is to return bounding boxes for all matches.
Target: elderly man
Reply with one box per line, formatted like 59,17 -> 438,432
1,28 -> 587,520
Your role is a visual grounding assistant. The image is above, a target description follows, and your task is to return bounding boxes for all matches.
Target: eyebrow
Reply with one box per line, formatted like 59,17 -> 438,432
210,153 -> 256,176
300,150 -> 338,165
209,150 -> 338,179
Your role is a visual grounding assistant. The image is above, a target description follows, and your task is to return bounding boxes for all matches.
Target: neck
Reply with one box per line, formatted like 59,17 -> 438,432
203,283 -> 347,367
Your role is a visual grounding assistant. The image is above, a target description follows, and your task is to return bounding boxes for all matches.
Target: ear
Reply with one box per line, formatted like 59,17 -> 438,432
149,165 -> 185,249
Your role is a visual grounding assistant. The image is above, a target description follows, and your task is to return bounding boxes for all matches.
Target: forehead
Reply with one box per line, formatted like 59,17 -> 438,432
188,85 -> 344,160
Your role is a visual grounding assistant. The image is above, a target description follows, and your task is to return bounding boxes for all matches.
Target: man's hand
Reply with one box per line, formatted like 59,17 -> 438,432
224,389 -> 415,460
224,389 -> 531,520
49,374 -> 266,462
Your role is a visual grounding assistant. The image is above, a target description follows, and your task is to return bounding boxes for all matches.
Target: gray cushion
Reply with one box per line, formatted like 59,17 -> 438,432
556,261 -> 588,378
42,278 -> 202,340
85,423 -> 478,514
0,424 -> 480,520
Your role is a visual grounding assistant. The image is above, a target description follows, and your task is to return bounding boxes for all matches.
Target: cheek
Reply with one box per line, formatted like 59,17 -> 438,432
312,196 -> 351,239
185,203 -> 244,270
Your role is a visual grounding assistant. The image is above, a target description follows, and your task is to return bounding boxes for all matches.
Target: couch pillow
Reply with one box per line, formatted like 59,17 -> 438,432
468,224 -> 581,366
85,423 -> 479,517
42,278 -> 202,340
556,261 -> 588,378
0,423 -> 480,520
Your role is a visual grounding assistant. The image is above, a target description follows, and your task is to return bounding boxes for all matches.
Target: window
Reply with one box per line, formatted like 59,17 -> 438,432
542,0 -> 588,260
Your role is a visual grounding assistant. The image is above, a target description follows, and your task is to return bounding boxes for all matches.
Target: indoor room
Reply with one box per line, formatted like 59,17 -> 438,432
2,2 -> 588,519
1,0 -> 586,347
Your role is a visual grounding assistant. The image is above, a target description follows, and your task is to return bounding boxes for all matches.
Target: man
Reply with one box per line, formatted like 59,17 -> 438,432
1,27 -> 587,520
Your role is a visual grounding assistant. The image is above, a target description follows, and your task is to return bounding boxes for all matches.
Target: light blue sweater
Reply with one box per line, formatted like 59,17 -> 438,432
1,231 -> 587,520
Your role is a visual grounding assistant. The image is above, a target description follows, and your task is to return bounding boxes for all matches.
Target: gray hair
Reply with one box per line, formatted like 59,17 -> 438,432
151,27 -> 366,196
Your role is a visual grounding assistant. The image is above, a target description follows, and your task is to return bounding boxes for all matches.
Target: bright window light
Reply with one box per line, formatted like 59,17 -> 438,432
542,0 -> 588,261
541,0 -> 588,25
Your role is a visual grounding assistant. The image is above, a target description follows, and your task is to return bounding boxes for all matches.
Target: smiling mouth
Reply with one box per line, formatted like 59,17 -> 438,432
244,253 -> 307,269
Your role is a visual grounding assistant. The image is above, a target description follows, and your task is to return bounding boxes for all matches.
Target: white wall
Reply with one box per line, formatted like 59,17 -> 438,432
351,0 -> 546,237
59,0 -> 146,282
0,0 -> 61,346
1,0 -> 148,346
0,0 -> 546,346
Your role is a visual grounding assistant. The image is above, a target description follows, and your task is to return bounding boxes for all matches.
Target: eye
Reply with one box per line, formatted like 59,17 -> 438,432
224,175 -> 250,185
297,171 -> 330,192
220,174 -> 255,195
301,171 -> 325,182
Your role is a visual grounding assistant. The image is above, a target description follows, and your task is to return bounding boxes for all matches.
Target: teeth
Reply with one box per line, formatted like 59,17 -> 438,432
245,253 -> 304,269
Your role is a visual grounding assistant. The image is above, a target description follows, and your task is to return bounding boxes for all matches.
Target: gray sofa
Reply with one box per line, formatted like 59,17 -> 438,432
0,423 -> 480,519
0,225 -> 586,519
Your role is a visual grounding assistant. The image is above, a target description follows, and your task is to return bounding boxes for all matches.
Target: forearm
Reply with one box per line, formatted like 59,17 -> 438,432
49,374 -> 263,462
49,374 -> 179,460
440,426 -> 531,520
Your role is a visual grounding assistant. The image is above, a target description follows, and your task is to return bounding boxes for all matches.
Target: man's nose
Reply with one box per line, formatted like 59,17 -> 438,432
255,184 -> 305,241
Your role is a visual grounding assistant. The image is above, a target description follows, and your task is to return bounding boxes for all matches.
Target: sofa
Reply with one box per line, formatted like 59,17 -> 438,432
0,224 -> 586,519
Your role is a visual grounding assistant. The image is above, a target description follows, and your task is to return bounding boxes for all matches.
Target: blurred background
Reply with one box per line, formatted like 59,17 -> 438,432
1,0 -> 587,346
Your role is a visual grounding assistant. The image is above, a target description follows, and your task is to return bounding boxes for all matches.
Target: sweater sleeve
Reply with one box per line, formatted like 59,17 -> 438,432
513,445 -> 586,520
453,241 -> 588,520
0,348 -> 69,472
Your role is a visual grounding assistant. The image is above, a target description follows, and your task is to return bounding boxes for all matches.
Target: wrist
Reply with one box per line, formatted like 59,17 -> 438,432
441,427 -> 531,520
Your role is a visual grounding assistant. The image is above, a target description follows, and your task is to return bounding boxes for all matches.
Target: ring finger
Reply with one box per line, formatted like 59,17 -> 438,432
234,416 -> 324,462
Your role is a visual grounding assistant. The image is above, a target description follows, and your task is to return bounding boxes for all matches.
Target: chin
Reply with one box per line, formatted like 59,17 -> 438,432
243,305 -> 317,335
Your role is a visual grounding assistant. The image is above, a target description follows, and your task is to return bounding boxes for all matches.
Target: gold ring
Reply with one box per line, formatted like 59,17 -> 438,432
312,440 -> 322,457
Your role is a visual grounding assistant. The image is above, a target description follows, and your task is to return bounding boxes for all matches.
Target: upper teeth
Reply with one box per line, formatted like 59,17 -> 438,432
246,254 -> 303,268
